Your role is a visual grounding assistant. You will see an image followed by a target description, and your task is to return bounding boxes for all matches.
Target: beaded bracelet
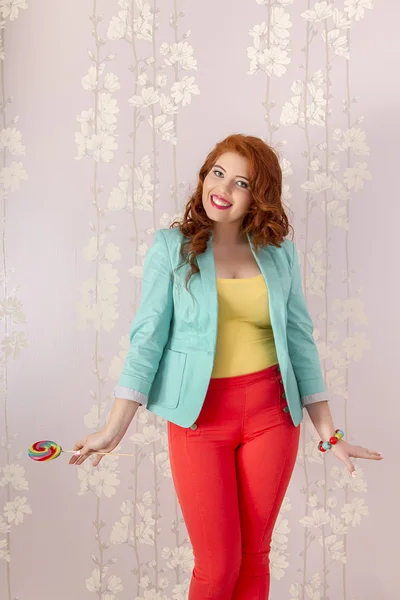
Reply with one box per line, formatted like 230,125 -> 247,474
318,429 -> 344,452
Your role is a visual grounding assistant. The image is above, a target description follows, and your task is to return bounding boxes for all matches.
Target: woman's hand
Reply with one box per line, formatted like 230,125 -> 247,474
330,438 -> 383,475
68,428 -> 121,468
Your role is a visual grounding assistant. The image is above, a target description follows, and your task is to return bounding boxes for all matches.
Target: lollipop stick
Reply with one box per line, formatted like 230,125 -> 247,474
62,449 -> 135,457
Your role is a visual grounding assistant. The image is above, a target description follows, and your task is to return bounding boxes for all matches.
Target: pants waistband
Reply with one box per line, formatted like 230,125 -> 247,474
208,363 -> 280,391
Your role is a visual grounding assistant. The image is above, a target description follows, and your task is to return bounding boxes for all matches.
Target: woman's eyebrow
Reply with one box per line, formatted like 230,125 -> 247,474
213,164 -> 250,182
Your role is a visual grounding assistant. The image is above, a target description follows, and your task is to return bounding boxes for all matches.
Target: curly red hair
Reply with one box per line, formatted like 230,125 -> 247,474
170,133 -> 293,291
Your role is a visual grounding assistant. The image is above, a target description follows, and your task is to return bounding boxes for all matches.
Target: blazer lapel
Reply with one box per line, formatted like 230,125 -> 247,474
248,235 -> 287,359
196,231 -> 287,363
196,234 -> 218,353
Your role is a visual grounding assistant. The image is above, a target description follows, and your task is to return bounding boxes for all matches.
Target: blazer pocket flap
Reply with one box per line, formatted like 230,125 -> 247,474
149,348 -> 187,409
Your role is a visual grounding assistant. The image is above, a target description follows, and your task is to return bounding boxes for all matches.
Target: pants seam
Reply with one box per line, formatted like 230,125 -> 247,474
254,429 -> 295,600
184,431 -> 214,599
257,425 -> 293,552
242,386 -> 247,441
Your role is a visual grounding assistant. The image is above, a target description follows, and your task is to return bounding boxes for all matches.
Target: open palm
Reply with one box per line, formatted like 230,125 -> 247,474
330,439 -> 383,475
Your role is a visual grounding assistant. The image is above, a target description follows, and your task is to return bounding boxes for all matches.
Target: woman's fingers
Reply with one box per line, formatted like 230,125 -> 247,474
350,446 -> 383,460
68,439 -> 94,466
344,457 -> 356,476
367,448 -> 383,456
92,454 -> 104,467
68,440 -> 86,465
70,428 -> 119,467
365,449 -> 384,459
69,439 -> 110,467
74,444 -> 95,466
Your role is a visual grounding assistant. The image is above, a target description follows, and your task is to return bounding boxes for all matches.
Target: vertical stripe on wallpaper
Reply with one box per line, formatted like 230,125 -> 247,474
75,1 -> 199,597
75,1 -> 123,596
247,1 -> 372,599
0,2 -> 30,600
247,0 -> 295,585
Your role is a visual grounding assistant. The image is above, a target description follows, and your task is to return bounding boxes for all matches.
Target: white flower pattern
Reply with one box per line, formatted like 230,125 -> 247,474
0,0 -> 379,597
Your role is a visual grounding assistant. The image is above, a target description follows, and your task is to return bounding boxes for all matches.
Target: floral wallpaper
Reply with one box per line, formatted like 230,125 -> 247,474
1,0 -> 396,599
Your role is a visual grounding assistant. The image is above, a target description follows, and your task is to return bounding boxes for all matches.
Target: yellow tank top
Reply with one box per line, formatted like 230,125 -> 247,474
210,273 -> 279,378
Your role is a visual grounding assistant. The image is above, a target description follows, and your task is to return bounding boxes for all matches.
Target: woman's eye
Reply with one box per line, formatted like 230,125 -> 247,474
212,170 -> 249,189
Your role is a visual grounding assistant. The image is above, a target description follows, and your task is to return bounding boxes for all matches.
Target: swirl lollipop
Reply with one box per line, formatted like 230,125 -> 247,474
28,440 -> 63,462
28,440 -> 136,462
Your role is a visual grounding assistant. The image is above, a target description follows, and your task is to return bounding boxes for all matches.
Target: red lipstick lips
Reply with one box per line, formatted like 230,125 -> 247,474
210,194 -> 232,210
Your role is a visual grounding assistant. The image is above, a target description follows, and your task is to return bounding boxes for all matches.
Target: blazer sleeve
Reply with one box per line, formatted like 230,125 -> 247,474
113,229 -> 173,402
286,241 -> 330,406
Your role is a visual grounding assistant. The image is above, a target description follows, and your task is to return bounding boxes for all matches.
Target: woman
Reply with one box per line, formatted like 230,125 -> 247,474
70,134 -> 382,599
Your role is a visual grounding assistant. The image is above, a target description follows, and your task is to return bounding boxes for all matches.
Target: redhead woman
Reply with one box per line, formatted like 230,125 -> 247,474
70,134 -> 382,600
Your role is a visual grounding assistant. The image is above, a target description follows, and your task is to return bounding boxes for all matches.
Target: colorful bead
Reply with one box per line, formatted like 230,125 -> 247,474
318,429 -> 345,452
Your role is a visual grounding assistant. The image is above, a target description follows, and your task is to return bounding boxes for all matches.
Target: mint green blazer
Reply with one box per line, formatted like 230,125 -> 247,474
114,228 -> 329,428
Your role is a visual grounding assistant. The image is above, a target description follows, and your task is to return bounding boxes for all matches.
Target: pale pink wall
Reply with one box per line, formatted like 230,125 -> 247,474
1,1 -> 398,599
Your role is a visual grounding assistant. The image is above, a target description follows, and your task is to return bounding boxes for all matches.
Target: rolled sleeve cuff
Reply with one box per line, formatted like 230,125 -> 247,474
113,386 -> 148,406
301,391 -> 330,406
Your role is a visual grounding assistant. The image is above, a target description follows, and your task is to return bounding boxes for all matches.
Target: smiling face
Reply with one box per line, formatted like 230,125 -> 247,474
202,152 -> 253,226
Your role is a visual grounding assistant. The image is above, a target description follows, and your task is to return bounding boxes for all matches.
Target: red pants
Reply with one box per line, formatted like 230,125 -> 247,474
168,364 -> 300,600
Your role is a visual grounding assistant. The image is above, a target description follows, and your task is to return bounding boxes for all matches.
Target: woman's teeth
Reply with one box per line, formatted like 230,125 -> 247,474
211,195 -> 232,209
